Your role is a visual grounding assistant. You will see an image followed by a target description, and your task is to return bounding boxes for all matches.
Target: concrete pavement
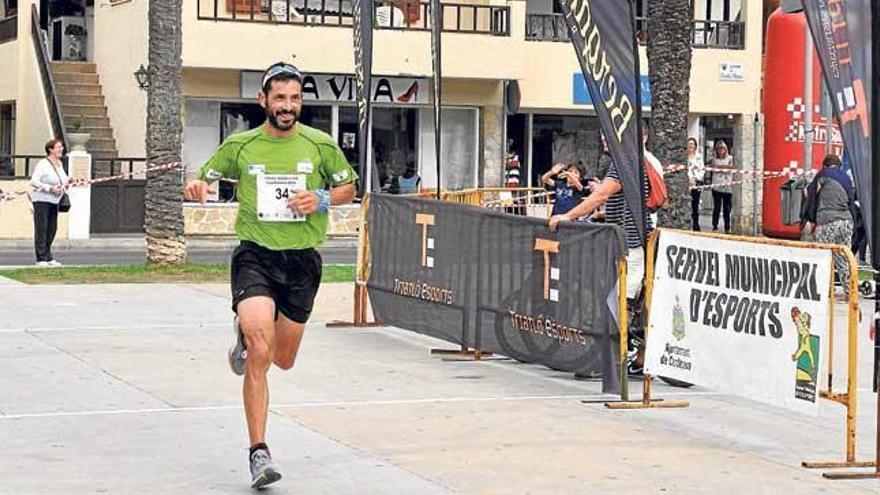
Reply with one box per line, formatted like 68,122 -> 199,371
0,236 -> 358,266
0,282 -> 877,493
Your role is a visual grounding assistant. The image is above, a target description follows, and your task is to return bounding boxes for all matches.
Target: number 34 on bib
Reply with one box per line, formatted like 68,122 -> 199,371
257,173 -> 308,222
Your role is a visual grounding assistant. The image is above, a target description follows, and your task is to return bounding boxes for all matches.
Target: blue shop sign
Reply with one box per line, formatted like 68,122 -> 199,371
573,74 -> 652,107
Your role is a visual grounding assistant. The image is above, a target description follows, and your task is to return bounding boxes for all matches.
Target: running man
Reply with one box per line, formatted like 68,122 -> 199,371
184,62 -> 357,489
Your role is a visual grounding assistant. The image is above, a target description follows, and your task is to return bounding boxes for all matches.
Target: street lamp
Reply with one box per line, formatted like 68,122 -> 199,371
133,64 -> 149,90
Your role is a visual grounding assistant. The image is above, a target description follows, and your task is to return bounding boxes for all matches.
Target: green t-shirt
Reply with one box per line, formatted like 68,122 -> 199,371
197,124 -> 358,251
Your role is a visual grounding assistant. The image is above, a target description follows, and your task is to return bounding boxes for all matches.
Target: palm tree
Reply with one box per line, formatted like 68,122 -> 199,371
144,0 -> 186,264
647,0 -> 694,230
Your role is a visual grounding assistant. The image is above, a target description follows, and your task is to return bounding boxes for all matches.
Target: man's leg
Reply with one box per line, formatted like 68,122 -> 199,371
273,248 -> 321,370
237,296 -> 277,447
625,247 -> 645,300
273,313 -> 307,370
625,247 -> 647,371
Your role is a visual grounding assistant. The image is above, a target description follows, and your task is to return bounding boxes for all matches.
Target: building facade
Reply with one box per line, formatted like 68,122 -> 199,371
0,0 -> 766,238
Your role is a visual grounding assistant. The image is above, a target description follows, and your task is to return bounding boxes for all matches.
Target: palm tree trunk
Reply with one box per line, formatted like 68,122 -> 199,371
647,0 -> 694,230
145,0 -> 186,264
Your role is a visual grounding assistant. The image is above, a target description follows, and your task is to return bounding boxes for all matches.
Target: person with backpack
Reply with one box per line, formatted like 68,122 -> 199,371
549,138 -> 652,295
801,154 -> 855,296
550,126 -> 662,376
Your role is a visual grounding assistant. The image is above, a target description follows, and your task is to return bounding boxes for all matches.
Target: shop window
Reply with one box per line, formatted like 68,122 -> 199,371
419,107 -> 478,191
700,115 -> 735,161
338,106 -> 360,173
2,0 -> 18,18
372,107 -> 418,192
530,114 -> 600,188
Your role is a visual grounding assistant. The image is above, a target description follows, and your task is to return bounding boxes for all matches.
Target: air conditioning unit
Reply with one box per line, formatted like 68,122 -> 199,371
50,16 -> 87,61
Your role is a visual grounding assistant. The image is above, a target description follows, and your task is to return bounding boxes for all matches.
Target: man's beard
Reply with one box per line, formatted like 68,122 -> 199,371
265,107 -> 298,131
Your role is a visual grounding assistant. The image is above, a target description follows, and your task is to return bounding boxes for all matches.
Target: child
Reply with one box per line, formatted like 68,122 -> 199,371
542,162 -> 587,217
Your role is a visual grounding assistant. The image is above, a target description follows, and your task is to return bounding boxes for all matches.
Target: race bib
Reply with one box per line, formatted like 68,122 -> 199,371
256,173 -> 307,222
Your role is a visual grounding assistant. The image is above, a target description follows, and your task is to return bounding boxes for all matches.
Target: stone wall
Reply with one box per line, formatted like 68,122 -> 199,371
732,113 -> 764,235
481,106 -> 504,187
184,203 -> 363,236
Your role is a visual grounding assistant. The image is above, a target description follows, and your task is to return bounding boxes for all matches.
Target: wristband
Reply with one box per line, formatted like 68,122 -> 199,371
314,189 -> 331,213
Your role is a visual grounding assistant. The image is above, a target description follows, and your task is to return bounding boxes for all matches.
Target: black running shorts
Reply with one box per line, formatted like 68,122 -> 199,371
230,241 -> 323,324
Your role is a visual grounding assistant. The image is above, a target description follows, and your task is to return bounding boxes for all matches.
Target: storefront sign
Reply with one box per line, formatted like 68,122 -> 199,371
241,72 -> 429,105
572,74 -> 651,107
644,231 -> 832,416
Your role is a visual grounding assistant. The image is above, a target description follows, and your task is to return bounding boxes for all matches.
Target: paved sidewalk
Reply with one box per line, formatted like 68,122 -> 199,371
0,282 -> 876,494
0,235 -> 358,251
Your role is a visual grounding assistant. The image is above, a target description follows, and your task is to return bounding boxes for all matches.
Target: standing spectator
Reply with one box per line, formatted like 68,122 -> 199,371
803,154 -> 855,295
709,139 -> 735,233
543,162 -> 587,217
549,156 -> 652,375
686,137 -> 706,231
29,138 -> 69,267
504,139 -> 522,188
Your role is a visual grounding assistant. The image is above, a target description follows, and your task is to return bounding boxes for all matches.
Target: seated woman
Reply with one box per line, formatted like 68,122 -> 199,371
395,168 -> 421,194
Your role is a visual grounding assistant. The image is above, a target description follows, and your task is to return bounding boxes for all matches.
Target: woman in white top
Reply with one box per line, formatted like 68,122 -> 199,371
686,137 -> 705,231
29,138 -> 69,267
709,138 -> 735,233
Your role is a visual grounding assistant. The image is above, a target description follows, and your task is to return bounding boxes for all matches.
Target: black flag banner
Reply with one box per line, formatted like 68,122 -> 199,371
353,0 -> 374,195
366,194 -> 627,393
429,0 -> 443,196
556,0 -> 647,245
802,0 -> 872,244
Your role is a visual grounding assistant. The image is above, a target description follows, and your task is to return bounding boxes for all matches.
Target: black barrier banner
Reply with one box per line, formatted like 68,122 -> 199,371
803,0 -> 873,243
367,195 -> 481,346
429,0 -> 443,196
352,0 -> 374,195
367,194 -> 627,393
474,209 -> 626,393
556,0 -> 646,245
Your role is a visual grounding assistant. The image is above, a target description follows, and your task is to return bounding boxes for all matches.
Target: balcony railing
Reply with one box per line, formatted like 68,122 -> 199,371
0,15 -> 17,45
525,14 -> 744,50
197,0 -> 510,36
524,13 -> 567,42
0,154 -> 46,180
525,14 -> 646,44
692,19 -> 744,49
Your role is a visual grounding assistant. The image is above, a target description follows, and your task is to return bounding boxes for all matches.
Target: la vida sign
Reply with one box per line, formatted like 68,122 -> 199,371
241,72 -> 429,105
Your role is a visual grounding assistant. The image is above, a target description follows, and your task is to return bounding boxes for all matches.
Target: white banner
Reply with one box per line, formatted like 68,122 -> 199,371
644,231 -> 833,415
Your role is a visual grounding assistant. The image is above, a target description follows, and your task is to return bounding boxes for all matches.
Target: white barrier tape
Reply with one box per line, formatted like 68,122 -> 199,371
664,162 -> 818,179
1,162 -> 183,203
688,169 -> 815,192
